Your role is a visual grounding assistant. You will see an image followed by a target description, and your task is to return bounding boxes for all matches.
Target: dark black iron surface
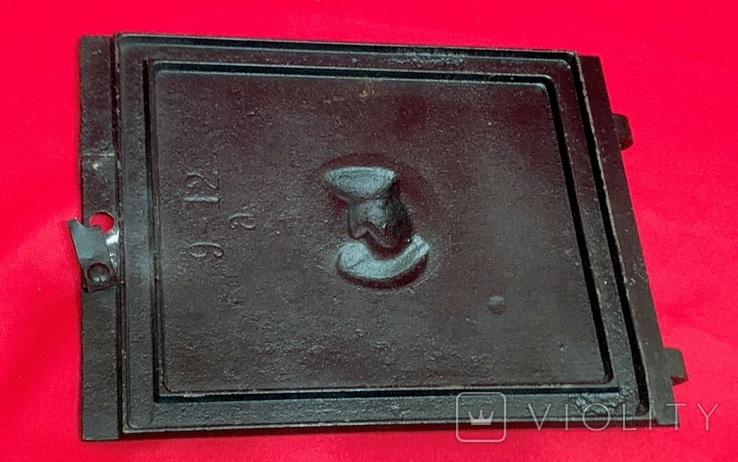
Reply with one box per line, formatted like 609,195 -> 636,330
72,34 -> 684,440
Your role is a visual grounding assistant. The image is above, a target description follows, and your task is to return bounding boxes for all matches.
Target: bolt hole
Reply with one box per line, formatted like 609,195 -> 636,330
87,263 -> 111,285
89,212 -> 115,233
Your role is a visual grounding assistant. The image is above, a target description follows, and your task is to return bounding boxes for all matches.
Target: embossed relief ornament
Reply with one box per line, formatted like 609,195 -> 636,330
324,166 -> 430,287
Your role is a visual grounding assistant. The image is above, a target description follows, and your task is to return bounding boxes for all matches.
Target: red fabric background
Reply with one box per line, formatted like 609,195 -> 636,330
1,1 -> 736,460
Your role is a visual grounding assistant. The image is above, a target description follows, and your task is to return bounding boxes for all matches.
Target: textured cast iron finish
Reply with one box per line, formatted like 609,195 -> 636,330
324,166 -> 429,287
71,34 -> 685,440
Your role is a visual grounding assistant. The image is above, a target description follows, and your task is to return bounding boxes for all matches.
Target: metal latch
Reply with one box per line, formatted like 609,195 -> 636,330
67,218 -> 119,292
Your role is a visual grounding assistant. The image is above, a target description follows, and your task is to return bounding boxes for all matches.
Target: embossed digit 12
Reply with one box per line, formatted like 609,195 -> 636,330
183,170 -> 222,259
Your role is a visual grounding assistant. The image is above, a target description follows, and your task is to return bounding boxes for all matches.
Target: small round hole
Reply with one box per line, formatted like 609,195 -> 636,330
87,263 -> 111,285
89,212 -> 115,233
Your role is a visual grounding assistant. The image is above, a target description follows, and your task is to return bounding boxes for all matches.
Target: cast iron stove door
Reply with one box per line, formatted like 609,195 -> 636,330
70,34 -> 685,440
